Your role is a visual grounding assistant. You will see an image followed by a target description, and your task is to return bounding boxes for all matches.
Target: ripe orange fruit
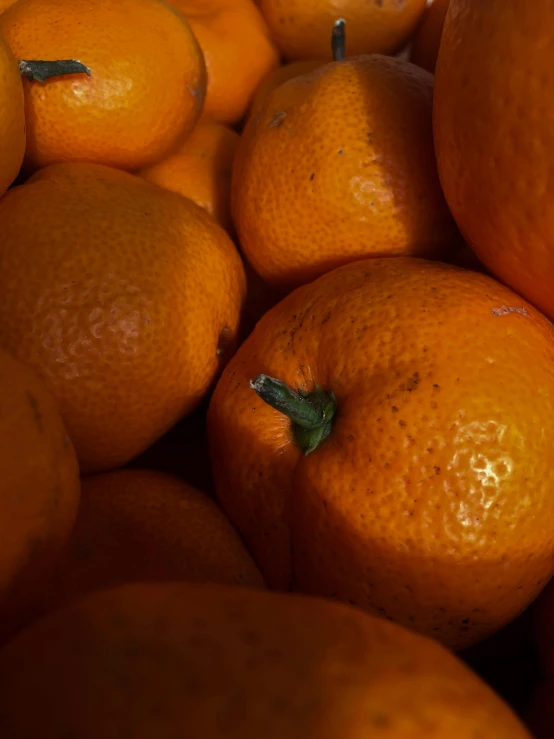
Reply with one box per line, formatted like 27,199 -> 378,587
208,256 -> 554,650
0,349 -> 80,639
0,33 -> 24,195
232,53 -> 458,291
0,582 -> 532,737
35,469 -> 264,617
169,0 -> 279,125
434,0 -> 554,322
410,0 -> 450,74
258,0 -> 427,61
0,162 -> 246,475
247,59 -> 322,121
138,122 -> 240,232
0,0 -> 207,172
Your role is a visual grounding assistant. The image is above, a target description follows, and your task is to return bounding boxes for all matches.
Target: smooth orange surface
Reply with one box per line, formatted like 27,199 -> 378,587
434,0 -> 554,322
0,34 -> 24,195
208,257 -> 554,650
0,162 -> 246,474
0,0 -> 206,172
138,123 -> 240,232
0,349 -> 80,636
0,582 -> 532,737
36,469 -> 264,616
411,0 -> 450,73
258,0 -> 427,61
170,0 -> 279,125
247,58 -> 322,121
233,55 -> 458,291
0,0 -> 16,12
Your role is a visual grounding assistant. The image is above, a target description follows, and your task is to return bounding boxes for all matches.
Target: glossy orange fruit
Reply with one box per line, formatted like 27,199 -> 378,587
0,349 -> 80,640
410,0 -> 450,74
138,122 -> 240,232
247,59 -> 322,121
258,0 -> 427,61
434,0 -> 554,322
35,469 -> 264,617
0,582 -> 532,737
0,0 -> 207,172
208,256 -> 554,650
0,162 -> 246,475
0,33 -> 24,196
170,0 -> 279,125
232,53 -> 458,291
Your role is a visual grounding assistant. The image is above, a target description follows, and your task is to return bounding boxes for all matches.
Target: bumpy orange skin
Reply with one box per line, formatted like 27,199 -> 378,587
170,0 -> 279,125
0,582 -> 532,737
410,0 -> 450,73
208,257 -> 554,650
0,0 -> 207,172
434,0 -> 554,322
36,469 -> 264,616
138,123 -> 240,232
0,34 -> 24,196
0,349 -> 80,639
247,59 -> 322,121
258,0 -> 427,61
232,55 -> 458,291
0,162 -> 246,474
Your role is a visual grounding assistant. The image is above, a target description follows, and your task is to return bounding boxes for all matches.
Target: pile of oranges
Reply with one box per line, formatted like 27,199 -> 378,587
0,0 -> 553,736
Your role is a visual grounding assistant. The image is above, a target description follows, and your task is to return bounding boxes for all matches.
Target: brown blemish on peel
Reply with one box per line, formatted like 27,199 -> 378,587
491,306 -> 529,317
269,111 -> 287,128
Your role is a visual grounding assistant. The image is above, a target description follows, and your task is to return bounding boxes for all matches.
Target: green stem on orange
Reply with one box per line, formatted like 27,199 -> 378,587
19,59 -> 91,83
250,374 -> 337,455
332,18 -> 346,62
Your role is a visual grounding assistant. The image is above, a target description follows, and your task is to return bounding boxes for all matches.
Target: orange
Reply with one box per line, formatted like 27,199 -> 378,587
0,0 -> 17,11
247,59 -> 322,121
138,122 -> 239,232
258,0 -> 427,61
0,582 -> 532,737
208,256 -> 554,650
0,0 -> 207,172
35,469 -> 264,617
434,0 -> 554,322
0,33 -> 24,195
232,54 -> 458,291
0,349 -> 79,639
410,0 -> 450,74
169,0 -> 279,125
0,162 -> 246,475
